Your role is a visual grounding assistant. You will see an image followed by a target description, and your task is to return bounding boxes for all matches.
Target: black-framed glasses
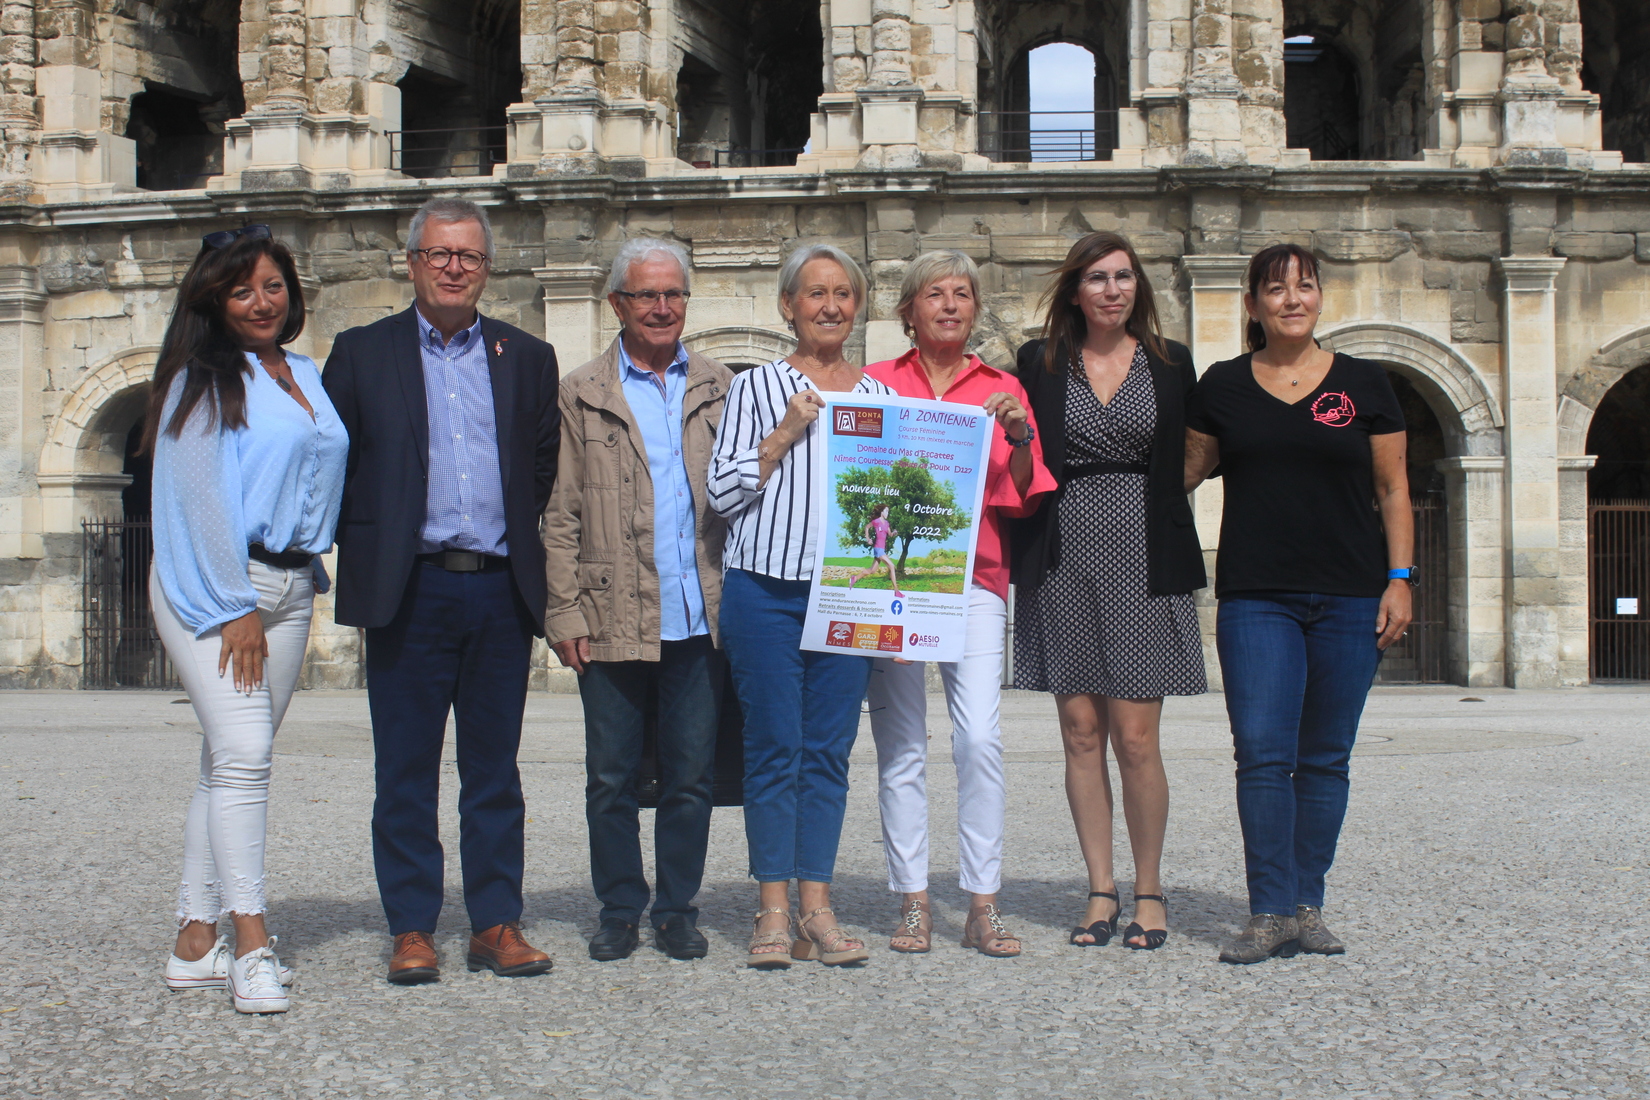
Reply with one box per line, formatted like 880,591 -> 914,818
413,247 -> 490,272
202,224 -> 272,250
613,289 -> 690,307
1080,269 -> 1137,289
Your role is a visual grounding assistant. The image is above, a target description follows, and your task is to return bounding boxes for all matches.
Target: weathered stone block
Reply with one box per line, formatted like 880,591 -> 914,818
1553,232 -> 1634,261
1415,232 -> 1503,261
1313,230 -> 1414,262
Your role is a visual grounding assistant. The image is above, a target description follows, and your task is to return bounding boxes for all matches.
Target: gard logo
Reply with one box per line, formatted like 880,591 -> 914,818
832,406 -> 885,437
825,620 -> 903,652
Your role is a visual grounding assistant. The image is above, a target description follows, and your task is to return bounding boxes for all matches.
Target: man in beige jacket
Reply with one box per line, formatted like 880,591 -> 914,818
542,238 -> 732,961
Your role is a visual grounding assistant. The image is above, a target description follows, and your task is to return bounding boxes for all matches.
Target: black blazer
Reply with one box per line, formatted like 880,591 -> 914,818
322,307 -> 561,632
1008,337 -> 1206,595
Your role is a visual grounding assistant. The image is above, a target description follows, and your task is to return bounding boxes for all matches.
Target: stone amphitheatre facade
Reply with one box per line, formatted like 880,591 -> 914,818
1,0 -> 1648,692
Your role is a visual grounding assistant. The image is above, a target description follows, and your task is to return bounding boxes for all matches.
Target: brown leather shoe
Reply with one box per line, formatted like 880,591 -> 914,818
387,931 -> 439,984
466,922 -> 553,977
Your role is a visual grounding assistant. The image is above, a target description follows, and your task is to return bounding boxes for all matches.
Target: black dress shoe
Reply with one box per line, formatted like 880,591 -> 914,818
587,919 -> 639,961
653,915 -> 709,960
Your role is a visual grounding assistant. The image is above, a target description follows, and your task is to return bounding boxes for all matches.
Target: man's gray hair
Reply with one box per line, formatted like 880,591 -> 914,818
407,197 -> 495,258
607,237 -> 692,295
777,243 -> 866,318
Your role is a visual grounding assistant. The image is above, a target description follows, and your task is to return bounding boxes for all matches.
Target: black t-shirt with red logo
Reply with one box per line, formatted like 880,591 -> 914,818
1185,352 -> 1406,599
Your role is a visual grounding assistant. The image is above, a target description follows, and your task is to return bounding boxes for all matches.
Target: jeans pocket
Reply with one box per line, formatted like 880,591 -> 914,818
247,559 -> 290,613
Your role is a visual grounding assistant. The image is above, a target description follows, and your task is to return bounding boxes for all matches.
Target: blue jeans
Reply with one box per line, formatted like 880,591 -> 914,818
580,635 -> 721,927
366,563 -> 535,935
1217,592 -> 1383,916
720,569 -> 871,883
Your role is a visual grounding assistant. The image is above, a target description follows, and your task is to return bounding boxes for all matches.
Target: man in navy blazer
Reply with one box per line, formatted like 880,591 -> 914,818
323,197 -> 560,984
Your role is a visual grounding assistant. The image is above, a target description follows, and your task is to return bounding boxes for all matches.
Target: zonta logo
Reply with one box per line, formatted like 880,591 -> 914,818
832,406 -> 885,437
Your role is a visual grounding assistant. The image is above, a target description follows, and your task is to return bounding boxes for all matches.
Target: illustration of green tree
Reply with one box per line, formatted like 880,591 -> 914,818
835,458 -> 972,573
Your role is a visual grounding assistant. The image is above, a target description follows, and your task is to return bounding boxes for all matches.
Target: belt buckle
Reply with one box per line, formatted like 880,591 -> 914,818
446,551 -> 481,572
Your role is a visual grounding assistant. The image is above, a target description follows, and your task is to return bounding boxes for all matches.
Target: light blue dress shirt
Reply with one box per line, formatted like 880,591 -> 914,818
617,339 -> 708,640
415,309 -> 509,556
151,351 -> 349,636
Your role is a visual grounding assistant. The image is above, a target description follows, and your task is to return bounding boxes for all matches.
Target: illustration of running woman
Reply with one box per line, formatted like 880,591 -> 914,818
847,503 -> 905,596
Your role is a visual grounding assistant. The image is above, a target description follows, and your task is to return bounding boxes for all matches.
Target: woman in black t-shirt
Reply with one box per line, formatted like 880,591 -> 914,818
1184,243 -> 1414,965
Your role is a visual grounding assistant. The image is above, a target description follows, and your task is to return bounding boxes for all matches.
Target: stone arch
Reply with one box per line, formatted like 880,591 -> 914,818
1318,321 -> 1502,453
682,325 -> 795,370
1557,323 -> 1650,454
37,346 -> 159,531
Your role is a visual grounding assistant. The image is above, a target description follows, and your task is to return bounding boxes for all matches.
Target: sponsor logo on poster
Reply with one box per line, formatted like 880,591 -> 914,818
832,406 -> 885,437
823,620 -> 904,652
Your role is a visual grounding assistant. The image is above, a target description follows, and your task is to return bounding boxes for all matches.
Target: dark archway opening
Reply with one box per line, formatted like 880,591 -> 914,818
1284,33 -> 1360,160
1581,0 -> 1650,164
394,1 -> 521,177
1377,370 -> 1451,683
1282,0 -> 1425,161
995,41 -> 1114,161
745,0 -> 823,165
1585,363 -> 1650,680
121,0 -> 243,190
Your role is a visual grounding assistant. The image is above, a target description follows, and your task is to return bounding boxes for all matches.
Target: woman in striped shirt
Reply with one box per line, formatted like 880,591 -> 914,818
708,244 -> 892,968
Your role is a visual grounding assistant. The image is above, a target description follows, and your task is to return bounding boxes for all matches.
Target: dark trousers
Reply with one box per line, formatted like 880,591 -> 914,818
366,562 -> 535,935
580,635 -> 721,926
1216,591 -> 1384,915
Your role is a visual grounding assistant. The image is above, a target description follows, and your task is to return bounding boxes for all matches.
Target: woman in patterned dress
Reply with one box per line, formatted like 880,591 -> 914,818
1009,232 -> 1208,950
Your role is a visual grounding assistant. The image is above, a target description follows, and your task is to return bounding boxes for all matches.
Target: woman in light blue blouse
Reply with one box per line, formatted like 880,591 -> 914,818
145,225 -> 348,1014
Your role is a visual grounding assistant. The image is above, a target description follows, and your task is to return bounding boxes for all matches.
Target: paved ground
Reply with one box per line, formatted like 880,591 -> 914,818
1,684 -> 1646,1099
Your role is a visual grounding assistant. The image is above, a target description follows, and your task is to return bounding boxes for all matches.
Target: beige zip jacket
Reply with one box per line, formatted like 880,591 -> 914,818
542,337 -> 732,662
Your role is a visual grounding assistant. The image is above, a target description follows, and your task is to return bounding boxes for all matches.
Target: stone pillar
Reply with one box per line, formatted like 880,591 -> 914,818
1184,0 -> 1246,166
1138,0 -> 1192,168
1494,256 -> 1571,687
33,0 -> 134,195
1230,0 -> 1285,165
856,0 -> 922,170
1555,454 -> 1594,684
0,0 -> 38,198
1181,253 -> 1249,687
1437,455 -> 1506,687
535,264 -> 609,371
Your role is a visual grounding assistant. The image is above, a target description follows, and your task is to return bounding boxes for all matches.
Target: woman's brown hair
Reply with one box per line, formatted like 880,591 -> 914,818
1244,243 -> 1321,353
140,233 -> 305,453
1036,231 -> 1167,372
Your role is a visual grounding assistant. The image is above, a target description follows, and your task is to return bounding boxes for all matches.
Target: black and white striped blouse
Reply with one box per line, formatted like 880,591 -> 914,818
708,358 -> 894,581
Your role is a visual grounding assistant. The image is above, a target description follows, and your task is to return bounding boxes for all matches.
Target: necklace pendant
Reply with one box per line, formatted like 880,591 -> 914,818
276,376 -> 292,393
1290,379 -> 1299,386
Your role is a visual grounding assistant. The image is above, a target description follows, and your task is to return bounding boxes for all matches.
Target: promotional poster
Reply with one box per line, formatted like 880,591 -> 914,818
800,393 -> 992,664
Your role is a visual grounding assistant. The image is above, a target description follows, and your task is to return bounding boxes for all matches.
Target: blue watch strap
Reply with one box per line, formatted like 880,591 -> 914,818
1388,568 -> 1412,579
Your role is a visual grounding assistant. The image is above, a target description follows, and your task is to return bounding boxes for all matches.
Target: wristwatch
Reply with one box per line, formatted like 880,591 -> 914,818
1005,423 -> 1036,448
1388,566 -> 1420,588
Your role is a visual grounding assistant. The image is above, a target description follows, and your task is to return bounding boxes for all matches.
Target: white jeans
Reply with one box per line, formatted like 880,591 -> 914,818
867,584 -> 1007,895
151,561 -> 314,925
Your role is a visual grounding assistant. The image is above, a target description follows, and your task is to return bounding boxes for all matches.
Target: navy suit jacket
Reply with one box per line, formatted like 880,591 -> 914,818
322,306 -> 561,632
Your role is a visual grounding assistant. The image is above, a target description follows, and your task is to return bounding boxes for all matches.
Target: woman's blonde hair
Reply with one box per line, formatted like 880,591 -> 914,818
777,243 -> 867,319
895,249 -> 981,340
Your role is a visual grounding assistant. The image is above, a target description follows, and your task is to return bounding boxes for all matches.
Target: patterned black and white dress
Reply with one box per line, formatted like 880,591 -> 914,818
1013,347 -> 1207,697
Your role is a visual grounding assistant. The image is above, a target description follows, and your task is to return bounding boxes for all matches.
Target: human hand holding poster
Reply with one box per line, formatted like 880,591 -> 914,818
801,393 -> 992,663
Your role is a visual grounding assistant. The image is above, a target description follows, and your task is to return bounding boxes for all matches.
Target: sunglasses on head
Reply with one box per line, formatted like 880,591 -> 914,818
201,224 -> 272,250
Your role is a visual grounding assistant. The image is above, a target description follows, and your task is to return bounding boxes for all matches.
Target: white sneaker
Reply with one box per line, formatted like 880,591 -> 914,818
227,937 -> 290,1014
165,935 -> 294,990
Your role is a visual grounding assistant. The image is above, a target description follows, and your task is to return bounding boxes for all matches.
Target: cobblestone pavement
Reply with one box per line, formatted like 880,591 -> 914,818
1,685 -> 1646,1099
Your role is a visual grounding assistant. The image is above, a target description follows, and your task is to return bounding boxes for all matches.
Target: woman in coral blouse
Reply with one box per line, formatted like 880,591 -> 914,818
864,250 -> 1056,956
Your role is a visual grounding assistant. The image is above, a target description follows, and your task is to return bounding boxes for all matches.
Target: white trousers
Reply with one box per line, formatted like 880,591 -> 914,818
151,561 -> 313,925
867,584 -> 1007,895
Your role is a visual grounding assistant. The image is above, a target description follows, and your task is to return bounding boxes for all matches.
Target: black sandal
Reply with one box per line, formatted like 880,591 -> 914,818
1124,893 -> 1169,951
1069,891 -> 1120,947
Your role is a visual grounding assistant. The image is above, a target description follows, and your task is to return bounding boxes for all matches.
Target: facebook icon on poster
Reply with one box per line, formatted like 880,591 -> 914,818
890,599 -> 903,615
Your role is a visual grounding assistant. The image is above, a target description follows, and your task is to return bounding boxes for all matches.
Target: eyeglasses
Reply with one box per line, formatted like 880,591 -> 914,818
613,289 -> 691,307
202,224 -> 272,250
412,248 -> 490,272
1080,270 -> 1137,290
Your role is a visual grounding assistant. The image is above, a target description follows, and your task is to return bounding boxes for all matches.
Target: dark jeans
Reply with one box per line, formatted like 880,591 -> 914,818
366,562 -> 535,935
581,635 -> 721,927
1216,591 -> 1384,916
720,569 -> 871,883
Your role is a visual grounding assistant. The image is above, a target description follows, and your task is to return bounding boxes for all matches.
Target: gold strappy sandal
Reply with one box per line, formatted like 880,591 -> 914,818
961,903 -> 1022,958
792,907 -> 870,966
746,906 -> 794,969
889,897 -> 932,954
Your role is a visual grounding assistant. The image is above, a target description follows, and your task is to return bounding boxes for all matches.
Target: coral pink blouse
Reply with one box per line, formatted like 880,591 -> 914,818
866,349 -> 1056,600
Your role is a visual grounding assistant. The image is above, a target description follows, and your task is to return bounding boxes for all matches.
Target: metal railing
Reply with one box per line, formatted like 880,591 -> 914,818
978,110 -> 1118,163
1589,499 -> 1650,681
712,146 -> 807,168
1376,495 -> 1450,684
388,126 -> 507,178
82,518 -> 179,690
